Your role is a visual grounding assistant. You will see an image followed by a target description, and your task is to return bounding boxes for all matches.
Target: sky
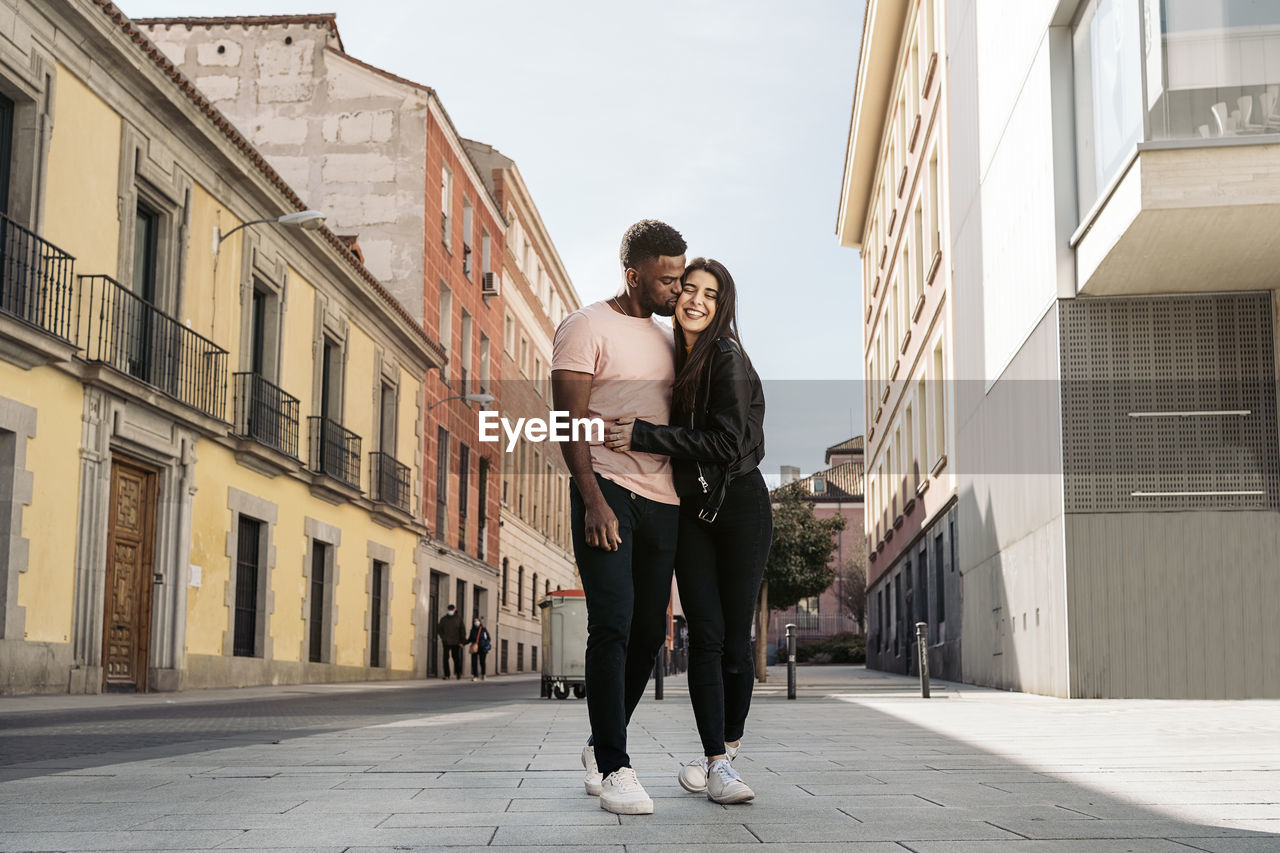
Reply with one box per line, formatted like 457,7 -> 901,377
123,0 -> 868,481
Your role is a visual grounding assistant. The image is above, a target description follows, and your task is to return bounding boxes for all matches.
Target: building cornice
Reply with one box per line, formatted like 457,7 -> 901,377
836,0 -> 909,249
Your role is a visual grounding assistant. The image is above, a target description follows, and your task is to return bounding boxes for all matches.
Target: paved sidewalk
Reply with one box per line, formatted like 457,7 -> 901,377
2,666 -> 1279,851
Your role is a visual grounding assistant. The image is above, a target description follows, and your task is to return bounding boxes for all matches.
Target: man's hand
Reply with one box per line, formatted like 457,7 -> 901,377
603,417 -> 635,452
583,496 -> 622,551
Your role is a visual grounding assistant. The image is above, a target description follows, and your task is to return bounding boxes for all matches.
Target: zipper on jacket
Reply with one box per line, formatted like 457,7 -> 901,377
696,461 -> 709,493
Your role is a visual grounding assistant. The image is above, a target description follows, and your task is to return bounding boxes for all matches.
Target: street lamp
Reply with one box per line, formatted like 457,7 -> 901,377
214,210 -> 327,256
428,393 -> 495,412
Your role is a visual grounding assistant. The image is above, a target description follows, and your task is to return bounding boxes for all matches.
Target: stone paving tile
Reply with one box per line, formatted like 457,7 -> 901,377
0,830 -> 243,851
903,841 -> 1212,853
489,823 -> 758,845
748,819 -> 1023,842
130,812 -> 390,830
1172,840 -> 1280,853
350,848 -> 626,853
378,810 -> 620,827
987,819 -> 1264,839
215,826 -> 495,848
625,845 -> 904,853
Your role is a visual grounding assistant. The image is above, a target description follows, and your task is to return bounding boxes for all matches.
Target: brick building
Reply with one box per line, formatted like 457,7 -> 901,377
463,139 -> 581,675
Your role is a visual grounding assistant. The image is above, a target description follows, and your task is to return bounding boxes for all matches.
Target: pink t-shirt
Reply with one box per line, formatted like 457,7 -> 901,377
552,301 -> 679,505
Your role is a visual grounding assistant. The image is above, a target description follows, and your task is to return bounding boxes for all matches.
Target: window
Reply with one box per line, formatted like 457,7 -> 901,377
504,314 -> 515,356
477,457 -> 489,560
517,642 -> 524,672
479,334 -> 491,393
905,402 -> 915,486
461,197 -> 474,278
501,558 -> 509,606
233,515 -> 263,657
320,338 -> 343,422
435,427 -> 449,535
459,310 -> 473,390
379,381 -> 397,455
812,477 -> 826,494
532,572 -> 538,614
458,443 -> 470,550
796,595 -> 819,629
439,282 -> 452,363
456,578 -> 467,620
501,638 -> 509,673
308,540 -> 332,663
517,565 -> 524,611
481,228 -> 491,278
917,379 -> 928,474
133,203 -> 159,305
928,150 -> 940,269
370,559 -> 388,667
934,533 -> 946,627
1073,0 -> 1143,212
531,645 -> 537,671
440,165 -> 453,247
933,342 -> 946,462
519,336 -> 529,376
534,357 -> 543,397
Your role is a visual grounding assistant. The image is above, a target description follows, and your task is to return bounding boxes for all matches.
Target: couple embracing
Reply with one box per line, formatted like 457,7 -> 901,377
551,220 -> 771,815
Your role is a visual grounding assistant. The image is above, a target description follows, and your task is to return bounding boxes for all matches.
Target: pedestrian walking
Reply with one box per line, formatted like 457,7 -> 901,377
551,220 -> 687,815
437,604 -> 466,680
468,617 -> 492,681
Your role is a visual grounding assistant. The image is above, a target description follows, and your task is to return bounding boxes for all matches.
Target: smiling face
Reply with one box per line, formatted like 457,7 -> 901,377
677,268 -> 719,338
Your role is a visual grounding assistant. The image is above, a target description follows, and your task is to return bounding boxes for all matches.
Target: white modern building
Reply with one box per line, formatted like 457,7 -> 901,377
842,0 -> 1280,698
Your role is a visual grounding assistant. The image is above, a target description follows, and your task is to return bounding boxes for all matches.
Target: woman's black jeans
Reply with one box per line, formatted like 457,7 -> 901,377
676,467 -> 772,757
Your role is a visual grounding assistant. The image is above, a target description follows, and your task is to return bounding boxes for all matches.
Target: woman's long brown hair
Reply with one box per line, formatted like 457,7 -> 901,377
672,258 -> 745,418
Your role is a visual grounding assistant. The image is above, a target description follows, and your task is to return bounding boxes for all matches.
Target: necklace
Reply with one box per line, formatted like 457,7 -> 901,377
610,296 -> 632,317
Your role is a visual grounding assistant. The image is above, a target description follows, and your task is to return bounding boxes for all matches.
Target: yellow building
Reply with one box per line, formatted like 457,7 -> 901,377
0,0 -> 444,694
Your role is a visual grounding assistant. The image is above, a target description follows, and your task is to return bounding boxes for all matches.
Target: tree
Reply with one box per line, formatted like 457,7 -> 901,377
755,481 -> 845,680
835,555 -> 867,635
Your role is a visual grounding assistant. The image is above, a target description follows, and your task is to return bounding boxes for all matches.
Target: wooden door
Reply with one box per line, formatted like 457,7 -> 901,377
102,456 -> 157,692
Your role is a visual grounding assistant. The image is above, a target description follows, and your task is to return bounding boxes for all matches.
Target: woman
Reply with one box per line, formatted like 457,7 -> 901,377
467,616 -> 492,682
604,258 -> 769,805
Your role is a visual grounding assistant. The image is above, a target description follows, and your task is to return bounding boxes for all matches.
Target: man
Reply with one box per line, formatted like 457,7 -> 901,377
436,603 -> 466,680
551,220 -> 686,815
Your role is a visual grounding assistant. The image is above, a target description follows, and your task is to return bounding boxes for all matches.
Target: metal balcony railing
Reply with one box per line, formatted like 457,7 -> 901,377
0,212 -> 75,341
233,372 -> 300,458
308,416 -> 361,489
76,274 -> 228,420
370,451 -> 411,513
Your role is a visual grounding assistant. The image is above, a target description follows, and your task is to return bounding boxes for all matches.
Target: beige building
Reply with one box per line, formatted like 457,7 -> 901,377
138,14 -> 513,677
464,140 -> 581,677
0,0 -> 441,694
837,0 -> 959,681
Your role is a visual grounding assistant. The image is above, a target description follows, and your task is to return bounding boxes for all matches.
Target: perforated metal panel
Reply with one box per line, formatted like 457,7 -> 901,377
1060,292 -> 1279,513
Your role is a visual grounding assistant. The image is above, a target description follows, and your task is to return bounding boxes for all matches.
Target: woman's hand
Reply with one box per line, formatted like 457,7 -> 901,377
604,417 -> 635,452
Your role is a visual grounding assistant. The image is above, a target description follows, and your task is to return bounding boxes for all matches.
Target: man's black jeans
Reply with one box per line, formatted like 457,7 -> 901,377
571,474 -> 679,780
675,467 -> 772,757
442,643 -> 463,679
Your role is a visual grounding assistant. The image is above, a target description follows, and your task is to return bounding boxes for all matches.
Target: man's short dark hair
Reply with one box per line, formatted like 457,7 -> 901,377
620,220 -> 687,269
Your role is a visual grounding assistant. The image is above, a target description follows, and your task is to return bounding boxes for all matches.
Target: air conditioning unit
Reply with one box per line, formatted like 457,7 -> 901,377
482,271 -> 501,297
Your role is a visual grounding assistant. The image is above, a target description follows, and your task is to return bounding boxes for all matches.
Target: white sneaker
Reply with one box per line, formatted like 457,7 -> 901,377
599,767 -> 654,815
677,756 -> 708,793
581,744 -> 603,795
706,758 -> 754,804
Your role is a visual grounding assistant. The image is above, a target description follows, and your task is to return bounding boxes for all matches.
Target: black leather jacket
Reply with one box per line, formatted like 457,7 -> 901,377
631,338 -> 765,521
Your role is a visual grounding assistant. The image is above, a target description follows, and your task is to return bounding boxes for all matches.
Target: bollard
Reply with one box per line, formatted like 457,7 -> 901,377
915,622 -> 930,698
654,647 -> 665,701
785,623 -> 797,700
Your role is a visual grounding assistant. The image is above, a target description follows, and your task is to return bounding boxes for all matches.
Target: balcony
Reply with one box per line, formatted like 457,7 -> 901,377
233,372 -> 300,460
1072,0 -> 1280,296
308,416 -> 361,491
76,274 -> 228,420
0,213 -> 77,368
369,451 -> 411,514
